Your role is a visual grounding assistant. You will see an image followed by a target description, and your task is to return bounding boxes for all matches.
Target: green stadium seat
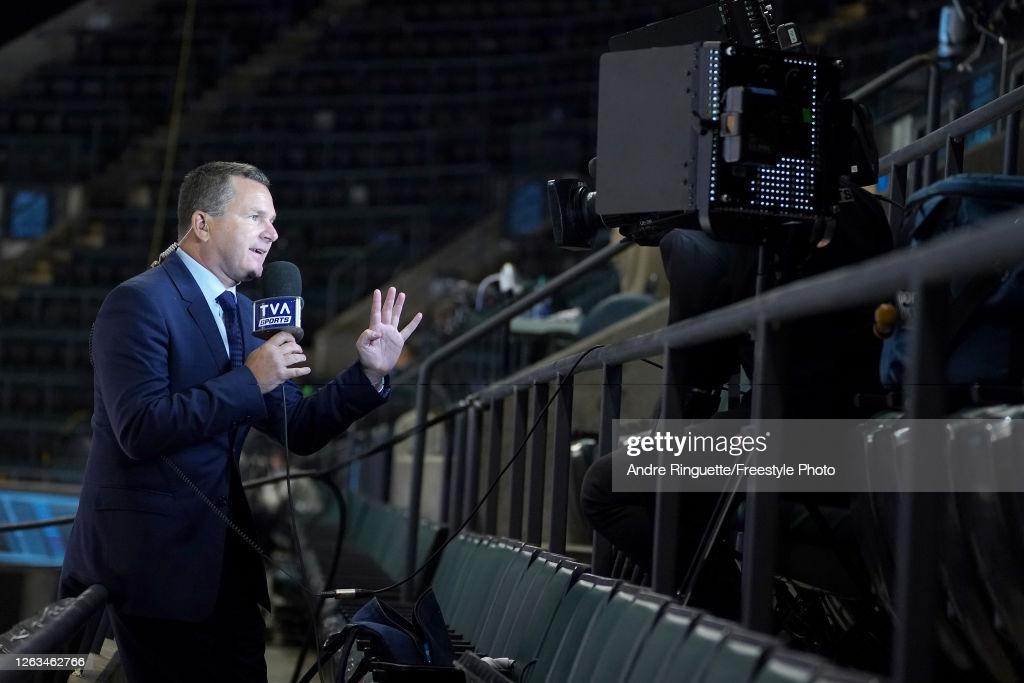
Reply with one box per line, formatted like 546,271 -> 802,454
700,629 -> 775,683
752,651 -> 826,683
813,667 -> 883,682
497,556 -> 587,663
624,603 -> 702,682
581,586 -> 670,683
471,541 -> 540,649
477,550 -> 562,654
530,574 -> 618,682
433,534 -> 471,613
652,615 -> 733,681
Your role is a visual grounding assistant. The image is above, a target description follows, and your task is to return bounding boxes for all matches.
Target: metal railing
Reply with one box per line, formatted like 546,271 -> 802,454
0,584 -> 107,682
387,82 -> 1024,683
848,52 -> 943,185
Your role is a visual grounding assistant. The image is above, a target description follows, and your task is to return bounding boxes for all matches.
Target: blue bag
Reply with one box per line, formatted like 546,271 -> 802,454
298,588 -> 460,683
880,174 -> 1024,388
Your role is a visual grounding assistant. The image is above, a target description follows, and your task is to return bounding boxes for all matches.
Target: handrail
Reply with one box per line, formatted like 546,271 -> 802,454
847,52 -> 943,183
0,516 -> 76,534
1004,60 -> 1024,174
394,84 -> 1024,598
1,584 -> 107,659
402,239 -> 632,596
880,83 -> 1024,174
471,205 -> 1024,400
0,402 -> 469,535
847,53 -> 936,103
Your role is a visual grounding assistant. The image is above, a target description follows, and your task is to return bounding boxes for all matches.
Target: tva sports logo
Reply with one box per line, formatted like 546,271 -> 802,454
254,296 -> 303,330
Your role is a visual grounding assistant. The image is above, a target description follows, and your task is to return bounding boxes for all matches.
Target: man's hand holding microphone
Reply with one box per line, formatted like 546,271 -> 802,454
246,270 -> 421,394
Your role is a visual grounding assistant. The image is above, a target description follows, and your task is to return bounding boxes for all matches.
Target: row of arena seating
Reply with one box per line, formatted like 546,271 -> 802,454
313,15 -> 674,60
0,331 -> 92,371
357,0 -> 650,21
67,1 -> 311,70
178,131 -> 503,170
0,371 -> 93,416
20,66 -> 192,101
317,0 -> 942,86
322,398 -> 1024,680
323,495 -> 880,682
0,287 -> 108,329
0,0 -> 946,468
298,47 -> 600,98
0,0 -> 317,180
210,98 -> 592,135
86,205 -> 444,255
855,408 -> 1024,682
340,492 -> 450,589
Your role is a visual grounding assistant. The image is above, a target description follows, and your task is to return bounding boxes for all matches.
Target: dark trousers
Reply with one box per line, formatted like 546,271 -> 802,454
108,596 -> 267,683
659,230 -> 758,395
109,476 -> 269,683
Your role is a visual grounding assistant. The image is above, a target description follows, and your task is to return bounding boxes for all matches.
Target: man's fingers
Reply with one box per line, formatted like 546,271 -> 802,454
278,341 -> 303,355
391,292 -> 406,328
400,312 -> 423,340
270,331 -> 296,345
288,366 -> 312,378
369,288 -> 382,328
286,354 -> 307,366
381,286 -> 396,325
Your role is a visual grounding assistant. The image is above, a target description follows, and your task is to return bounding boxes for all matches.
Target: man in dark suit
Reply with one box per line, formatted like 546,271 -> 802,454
59,161 -> 422,681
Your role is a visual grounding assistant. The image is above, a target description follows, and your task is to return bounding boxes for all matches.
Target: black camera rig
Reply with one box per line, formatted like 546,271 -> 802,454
549,1 -> 875,249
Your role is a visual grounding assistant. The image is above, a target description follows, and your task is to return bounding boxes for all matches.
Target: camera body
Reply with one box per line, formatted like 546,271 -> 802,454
549,4 -> 873,250
598,41 -> 843,244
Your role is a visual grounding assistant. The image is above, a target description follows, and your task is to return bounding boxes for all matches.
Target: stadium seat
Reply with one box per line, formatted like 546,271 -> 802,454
624,603 -> 703,682
527,573 -> 618,682
652,615 -> 734,681
751,651 -> 826,683
580,586 -> 670,683
700,628 -> 776,683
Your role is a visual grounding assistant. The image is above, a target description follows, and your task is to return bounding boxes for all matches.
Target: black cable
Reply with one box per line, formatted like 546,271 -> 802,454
282,385 -> 326,683
322,344 -> 606,601
867,192 -> 905,210
290,479 -> 347,683
315,404 -> 465,477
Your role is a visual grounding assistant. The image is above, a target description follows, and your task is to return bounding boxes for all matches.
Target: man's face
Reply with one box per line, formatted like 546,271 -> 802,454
203,176 -> 277,286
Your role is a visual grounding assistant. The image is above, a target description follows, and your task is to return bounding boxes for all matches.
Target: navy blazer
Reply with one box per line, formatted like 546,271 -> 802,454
60,253 -> 386,621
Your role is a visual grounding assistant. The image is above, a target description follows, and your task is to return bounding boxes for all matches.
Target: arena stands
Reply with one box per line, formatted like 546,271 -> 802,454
6,1 -> 1024,682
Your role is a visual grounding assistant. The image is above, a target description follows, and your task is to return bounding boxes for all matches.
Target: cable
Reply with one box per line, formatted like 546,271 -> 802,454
867,192 -> 905,211
322,344 -> 606,601
281,385 -> 326,683
169,342 -> 604,633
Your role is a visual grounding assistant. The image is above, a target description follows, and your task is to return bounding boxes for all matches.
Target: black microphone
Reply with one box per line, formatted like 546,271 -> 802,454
253,261 -> 304,342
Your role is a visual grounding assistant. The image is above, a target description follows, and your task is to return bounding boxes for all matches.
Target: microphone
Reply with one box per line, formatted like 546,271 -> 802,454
253,261 -> 304,342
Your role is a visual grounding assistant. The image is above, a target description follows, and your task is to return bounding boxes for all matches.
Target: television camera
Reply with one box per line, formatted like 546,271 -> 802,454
549,1 -> 877,249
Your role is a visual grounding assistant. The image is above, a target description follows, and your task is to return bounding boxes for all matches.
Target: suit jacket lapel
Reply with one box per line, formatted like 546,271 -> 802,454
162,253 -> 229,371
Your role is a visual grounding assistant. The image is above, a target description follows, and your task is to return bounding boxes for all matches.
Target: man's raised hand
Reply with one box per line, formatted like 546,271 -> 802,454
357,287 -> 422,385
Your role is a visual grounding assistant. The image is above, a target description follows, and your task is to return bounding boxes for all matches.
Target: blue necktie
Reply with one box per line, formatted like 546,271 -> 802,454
216,290 -> 244,369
